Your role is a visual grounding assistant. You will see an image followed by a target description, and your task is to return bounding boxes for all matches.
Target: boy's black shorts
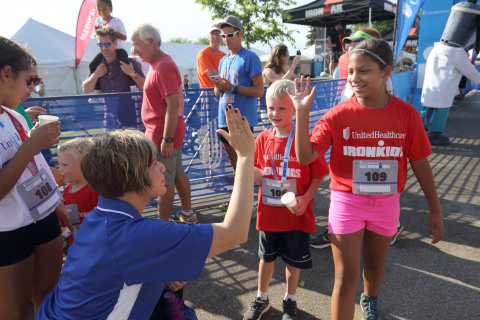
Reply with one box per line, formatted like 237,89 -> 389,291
258,230 -> 312,269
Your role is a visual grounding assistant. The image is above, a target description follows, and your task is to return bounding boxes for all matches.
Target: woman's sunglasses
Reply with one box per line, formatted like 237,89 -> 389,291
97,42 -> 112,48
27,76 -> 42,86
220,30 -> 240,39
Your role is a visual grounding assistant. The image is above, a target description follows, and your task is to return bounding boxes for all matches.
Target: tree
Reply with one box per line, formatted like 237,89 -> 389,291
351,20 -> 395,36
195,0 -> 298,49
306,26 -> 317,47
169,37 -> 193,44
194,37 -> 210,45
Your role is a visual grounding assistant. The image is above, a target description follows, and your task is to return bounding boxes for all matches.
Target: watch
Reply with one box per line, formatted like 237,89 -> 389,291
163,137 -> 174,143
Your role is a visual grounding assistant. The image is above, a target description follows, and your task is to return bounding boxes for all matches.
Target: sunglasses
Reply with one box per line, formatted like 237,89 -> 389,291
220,30 -> 240,39
97,42 -> 112,48
27,76 -> 42,86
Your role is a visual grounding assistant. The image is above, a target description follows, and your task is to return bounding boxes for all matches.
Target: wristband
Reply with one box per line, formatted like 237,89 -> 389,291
131,71 -> 137,79
232,85 -> 239,94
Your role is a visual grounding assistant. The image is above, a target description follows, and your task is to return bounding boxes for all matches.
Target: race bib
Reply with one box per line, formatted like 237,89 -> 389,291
65,204 -> 81,226
261,178 -> 297,206
352,160 -> 398,195
16,168 -> 62,221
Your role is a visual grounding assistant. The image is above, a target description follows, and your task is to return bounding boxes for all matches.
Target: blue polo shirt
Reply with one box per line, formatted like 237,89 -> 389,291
36,197 -> 213,320
218,47 -> 262,127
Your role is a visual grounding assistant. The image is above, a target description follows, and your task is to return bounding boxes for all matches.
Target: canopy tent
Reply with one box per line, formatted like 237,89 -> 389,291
11,19 -> 265,96
283,0 -> 396,27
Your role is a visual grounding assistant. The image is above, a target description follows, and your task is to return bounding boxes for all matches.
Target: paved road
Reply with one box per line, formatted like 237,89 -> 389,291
147,93 -> 480,320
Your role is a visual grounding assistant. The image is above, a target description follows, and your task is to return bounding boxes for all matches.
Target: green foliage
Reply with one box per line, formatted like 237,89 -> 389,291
350,20 -> 395,35
169,37 -> 193,44
306,26 -> 317,47
195,0 -> 298,49
194,37 -> 210,45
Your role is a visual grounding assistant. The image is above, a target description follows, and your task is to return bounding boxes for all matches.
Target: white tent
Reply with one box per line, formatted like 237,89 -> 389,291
11,19 -> 266,96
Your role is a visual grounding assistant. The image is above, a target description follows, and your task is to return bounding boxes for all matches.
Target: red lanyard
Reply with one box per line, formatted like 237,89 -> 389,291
3,109 -> 39,175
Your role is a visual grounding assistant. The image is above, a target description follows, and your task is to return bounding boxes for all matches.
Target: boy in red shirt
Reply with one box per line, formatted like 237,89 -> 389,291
244,80 -> 329,320
57,138 -> 99,246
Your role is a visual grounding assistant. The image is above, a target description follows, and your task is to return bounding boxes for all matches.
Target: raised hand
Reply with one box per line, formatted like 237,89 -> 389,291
216,105 -> 254,158
287,75 -> 316,114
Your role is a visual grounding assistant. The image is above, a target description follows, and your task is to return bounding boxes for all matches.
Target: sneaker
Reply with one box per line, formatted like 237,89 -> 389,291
169,210 -> 199,224
282,299 -> 297,320
219,202 -> 229,212
428,132 -> 451,145
243,297 -> 270,320
360,293 -> 381,320
310,230 -> 331,249
391,223 -> 404,245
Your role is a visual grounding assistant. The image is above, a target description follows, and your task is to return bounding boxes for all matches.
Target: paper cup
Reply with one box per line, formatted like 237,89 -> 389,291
281,192 -> 297,213
38,115 -> 59,126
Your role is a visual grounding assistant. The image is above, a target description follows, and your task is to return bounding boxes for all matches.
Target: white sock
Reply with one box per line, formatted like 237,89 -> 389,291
181,210 -> 193,216
257,290 -> 268,301
284,293 -> 296,301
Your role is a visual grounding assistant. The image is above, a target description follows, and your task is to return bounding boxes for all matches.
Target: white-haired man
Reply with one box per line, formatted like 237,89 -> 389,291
131,23 -> 196,224
196,25 -> 226,88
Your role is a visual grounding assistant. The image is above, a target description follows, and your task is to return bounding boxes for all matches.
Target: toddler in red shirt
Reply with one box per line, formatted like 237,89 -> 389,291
244,79 -> 329,320
57,138 -> 99,245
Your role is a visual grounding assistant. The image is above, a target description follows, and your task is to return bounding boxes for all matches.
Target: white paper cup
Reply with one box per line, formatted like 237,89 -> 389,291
281,192 -> 297,213
38,115 -> 59,126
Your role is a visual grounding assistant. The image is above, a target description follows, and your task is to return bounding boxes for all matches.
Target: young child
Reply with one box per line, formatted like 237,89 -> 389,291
0,37 -> 73,319
89,0 -> 130,74
292,39 -> 444,320
57,137 -> 98,245
244,80 -> 329,320
37,107 -> 257,319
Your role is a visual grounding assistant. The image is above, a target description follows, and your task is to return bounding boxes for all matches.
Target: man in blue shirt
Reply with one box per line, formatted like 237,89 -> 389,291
212,15 -> 263,171
36,107 -> 255,319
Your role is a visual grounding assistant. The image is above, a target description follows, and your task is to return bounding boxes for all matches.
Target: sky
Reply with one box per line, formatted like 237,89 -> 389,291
0,0 -> 315,55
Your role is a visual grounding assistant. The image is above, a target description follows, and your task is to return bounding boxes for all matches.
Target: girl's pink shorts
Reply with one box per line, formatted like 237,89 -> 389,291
328,190 -> 400,237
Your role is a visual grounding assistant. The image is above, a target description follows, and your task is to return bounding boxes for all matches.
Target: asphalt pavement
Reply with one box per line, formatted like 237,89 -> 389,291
147,91 -> 480,320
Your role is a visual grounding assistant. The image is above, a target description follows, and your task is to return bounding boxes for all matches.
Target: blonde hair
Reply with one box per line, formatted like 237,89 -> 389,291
81,129 -> 157,199
58,137 -> 94,163
266,79 -> 295,99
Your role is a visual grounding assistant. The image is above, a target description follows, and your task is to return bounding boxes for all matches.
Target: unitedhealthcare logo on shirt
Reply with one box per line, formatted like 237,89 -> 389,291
342,127 -> 405,158
343,128 -> 407,140
343,127 -> 350,140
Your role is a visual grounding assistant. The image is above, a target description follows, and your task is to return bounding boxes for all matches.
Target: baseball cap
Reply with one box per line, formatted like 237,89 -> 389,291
343,30 -> 375,44
215,15 -> 243,30
209,25 -> 221,33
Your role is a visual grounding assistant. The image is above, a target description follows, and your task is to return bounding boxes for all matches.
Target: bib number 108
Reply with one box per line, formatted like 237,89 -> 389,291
365,172 -> 387,182
270,189 -> 287,197
35,182 -> 53,200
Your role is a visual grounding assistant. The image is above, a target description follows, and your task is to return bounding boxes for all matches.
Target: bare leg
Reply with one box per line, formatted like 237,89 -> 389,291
158,185 -> 175,221
258,260 -> 274,293
175,174 -> 192,211
285,264 -> 301,295
362,230 -> 391,297
330,229 -> 364,320
0,255 -> 34,320
32,235 -> 63,313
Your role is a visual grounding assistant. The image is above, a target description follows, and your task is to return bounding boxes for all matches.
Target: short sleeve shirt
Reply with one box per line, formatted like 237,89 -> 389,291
218,48 -> 262,127
196,47 -> 226,88
310,95 -> 432,193
254,129 -> 329,233
37,197 -> 213,320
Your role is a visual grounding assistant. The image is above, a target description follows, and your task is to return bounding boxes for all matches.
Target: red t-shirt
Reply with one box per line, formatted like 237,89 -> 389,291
196,47 -> 226,88
310,95 -> 431,193
61,183 -> 99,244
338,51 -> 349,79
141,54 -> 186,149
254,128 -> 329,233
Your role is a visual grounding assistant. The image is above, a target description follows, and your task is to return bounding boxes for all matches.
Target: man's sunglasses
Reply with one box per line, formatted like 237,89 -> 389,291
27,76 -> 42,86
220,30 -> 240,39
97,42 -> 112,48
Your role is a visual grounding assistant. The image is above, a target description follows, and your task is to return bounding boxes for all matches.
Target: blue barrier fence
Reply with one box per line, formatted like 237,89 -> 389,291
24,75 -> 413,202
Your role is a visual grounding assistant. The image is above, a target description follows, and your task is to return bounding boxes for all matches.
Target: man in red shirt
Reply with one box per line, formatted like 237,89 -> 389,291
196,25 -> 226,88
131,23 -> 197,223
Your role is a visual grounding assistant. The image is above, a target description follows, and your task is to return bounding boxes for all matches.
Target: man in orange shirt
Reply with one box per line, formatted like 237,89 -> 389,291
196,25 -> 226,88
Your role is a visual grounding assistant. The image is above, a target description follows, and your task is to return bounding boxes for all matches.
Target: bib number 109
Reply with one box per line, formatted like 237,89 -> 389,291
365,172 -> 387,182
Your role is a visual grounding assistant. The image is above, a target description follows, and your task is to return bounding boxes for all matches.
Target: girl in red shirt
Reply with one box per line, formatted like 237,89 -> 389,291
291,39 -> 444,320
